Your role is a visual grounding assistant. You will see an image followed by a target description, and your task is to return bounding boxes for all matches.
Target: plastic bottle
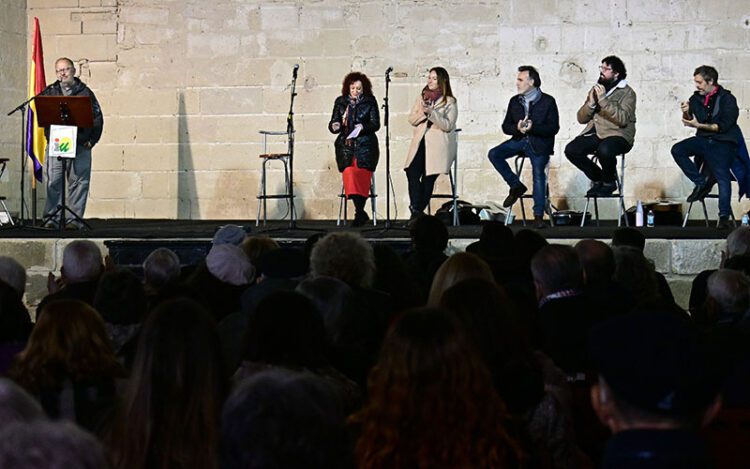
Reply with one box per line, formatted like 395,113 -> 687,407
635,200 -> 644,227
647,209 -> 655,227
742,213 -> 749,226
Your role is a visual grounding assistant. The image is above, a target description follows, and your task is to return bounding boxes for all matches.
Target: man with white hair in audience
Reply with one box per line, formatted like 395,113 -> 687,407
690,226 -> 750,316
35,240 -> 103,319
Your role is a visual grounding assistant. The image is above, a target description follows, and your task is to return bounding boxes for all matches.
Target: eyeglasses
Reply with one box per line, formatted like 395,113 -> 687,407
55,67 -> 73,75
599,65 -> 613,72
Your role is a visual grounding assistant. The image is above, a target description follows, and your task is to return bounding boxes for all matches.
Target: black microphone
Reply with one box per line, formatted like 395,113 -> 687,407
385,66 -> 393,74
292,64 -> 299,78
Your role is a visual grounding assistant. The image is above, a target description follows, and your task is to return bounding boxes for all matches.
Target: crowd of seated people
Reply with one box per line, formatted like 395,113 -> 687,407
0,220 -> 748,468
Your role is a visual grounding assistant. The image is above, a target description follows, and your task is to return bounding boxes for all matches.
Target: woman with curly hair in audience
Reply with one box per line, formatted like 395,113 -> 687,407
351,308 -> 522,468
9,299 -> 123,433
106,298 -> 227,469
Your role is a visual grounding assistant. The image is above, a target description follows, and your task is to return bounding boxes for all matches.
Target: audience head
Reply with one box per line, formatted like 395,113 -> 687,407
514,228 -> 549,267
410,215 -> 449,252
296,276 -> 353,342
240,235 -> 279,267
212,224 -> 248,246
11,300 -> 121,392
726,226 -> 750,259
706,269 -> 750,323
590,310 -> 722,432
221,369 -> 350,469
243,291 -> 328,370
61,240 -> 103,284
108,298 -> 225,469
612,245 -> 660,303
466,221 -> 514,258
0,256 -> 26,296
353,307 -> 520,468
93,269 -> 147,325
310,232 -> 375,289
531,244 -> 583,298
0,378 -> 44,425
575,239 -> 616,284
206,244 -> 255,286
611,227 -> 646,251
0,421 -> 108,469
142,247 -> 181,292
256,247 -> 307,281
427,252 -> 494,306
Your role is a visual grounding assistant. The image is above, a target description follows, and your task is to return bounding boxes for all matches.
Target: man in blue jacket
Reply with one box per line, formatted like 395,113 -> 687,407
488,66 -> 560,229
672,65 -> 740,229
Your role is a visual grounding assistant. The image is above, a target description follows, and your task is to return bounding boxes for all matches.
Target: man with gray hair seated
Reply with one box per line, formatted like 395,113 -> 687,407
142,247 -> 181,295
706,269 -> 750,326
36,240 -> 103,319
690,226 -> 750,315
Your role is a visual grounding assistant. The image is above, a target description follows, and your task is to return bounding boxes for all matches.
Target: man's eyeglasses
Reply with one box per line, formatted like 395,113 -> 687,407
55,67 -> 74,75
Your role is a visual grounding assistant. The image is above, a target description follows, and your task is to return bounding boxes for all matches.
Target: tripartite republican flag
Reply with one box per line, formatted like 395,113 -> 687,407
26,17 -> 46,182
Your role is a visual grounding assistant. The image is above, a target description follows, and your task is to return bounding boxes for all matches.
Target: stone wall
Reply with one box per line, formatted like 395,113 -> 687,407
12,0 -> 750,220
5,235 -> 725,311
0,0 -> 27,215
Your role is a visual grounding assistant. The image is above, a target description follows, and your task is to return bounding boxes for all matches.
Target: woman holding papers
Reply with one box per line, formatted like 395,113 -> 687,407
404,67 -> 458,225
328,72 -> 381,227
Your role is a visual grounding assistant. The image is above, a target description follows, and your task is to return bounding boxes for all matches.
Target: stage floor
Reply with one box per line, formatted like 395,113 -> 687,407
0,218 -> 734,240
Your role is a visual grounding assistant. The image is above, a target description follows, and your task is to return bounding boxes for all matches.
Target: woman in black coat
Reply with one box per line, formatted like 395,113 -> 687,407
328,72 -> 380,226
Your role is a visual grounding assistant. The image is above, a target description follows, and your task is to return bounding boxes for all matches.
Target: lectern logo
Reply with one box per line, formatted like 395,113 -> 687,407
53,137 -> 72,153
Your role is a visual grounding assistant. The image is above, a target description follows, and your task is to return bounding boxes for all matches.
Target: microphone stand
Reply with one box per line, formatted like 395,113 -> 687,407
6,85 -> 53,227
363,67 -> 408,235
286,67 -> 298,230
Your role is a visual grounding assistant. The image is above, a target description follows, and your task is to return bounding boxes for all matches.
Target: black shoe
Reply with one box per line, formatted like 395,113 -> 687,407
594,182 -> 618,197
533,215 -> 547,229
717,216 -> 733,229
686,182 -> 713,203
586,181 -> 603,197
405,210 -> 423,228
351,211 -> 370,227
503,183 -> 528,208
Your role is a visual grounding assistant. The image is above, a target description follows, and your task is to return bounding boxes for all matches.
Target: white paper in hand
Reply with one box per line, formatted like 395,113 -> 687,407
346,124 -> 362,139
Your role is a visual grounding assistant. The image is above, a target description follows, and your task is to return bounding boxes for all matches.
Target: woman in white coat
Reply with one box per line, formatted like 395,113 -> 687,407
404,67 -> 458,223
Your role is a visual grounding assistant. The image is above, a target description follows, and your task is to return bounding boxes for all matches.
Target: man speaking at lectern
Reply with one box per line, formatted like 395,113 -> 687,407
42,57 -> 103,229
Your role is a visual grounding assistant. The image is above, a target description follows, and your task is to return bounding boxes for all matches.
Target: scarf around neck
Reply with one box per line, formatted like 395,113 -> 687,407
422,86 -> 443,105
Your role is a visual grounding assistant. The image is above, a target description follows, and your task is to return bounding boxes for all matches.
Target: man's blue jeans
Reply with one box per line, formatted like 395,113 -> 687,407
488,138 -> 549,216
671,136 -> 735,217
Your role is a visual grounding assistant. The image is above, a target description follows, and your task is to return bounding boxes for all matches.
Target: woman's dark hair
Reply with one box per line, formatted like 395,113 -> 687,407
221,369 -> 351,469
602,55 -> 627,79
341,72 -> 373,97
518,65 -> 541,88
351,307 -> 522,468
10,300 -> 122,392
243,291 -> 328,370
440,279 -> 544,413
429,66 -> 454,99
106,298 -> 226,469
0,281 -> 32,344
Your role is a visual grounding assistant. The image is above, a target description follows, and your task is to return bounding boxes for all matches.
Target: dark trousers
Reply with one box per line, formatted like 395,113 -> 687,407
405,139 -> 438,213
488,138 -> 550,216
672,136 -> 735,217
565,133 -> 631,183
